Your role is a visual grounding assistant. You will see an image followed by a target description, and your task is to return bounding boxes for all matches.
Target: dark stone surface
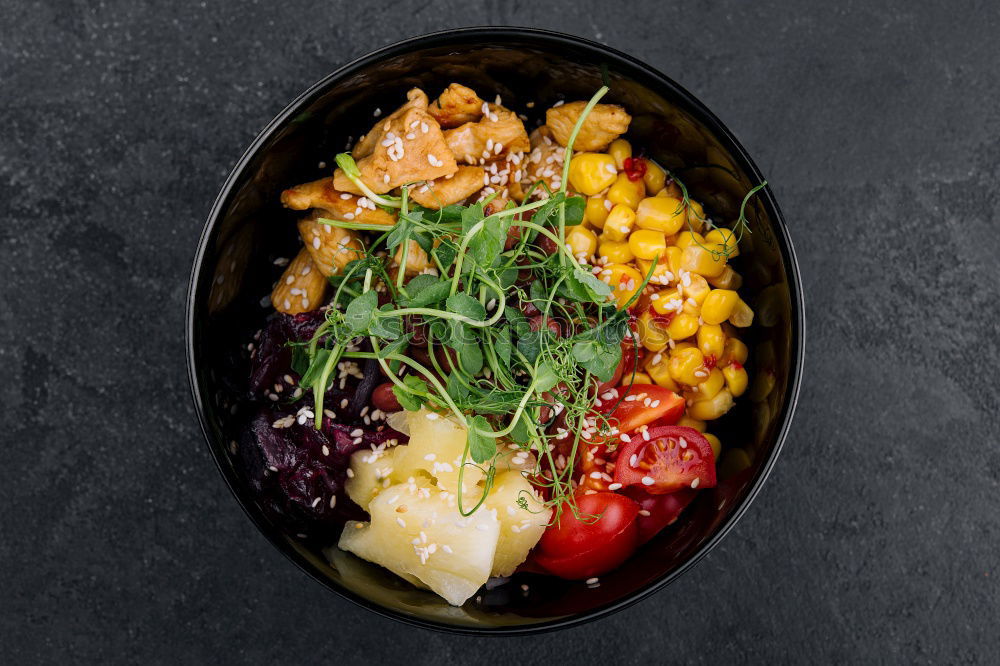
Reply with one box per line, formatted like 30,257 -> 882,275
2,1 -> 998,662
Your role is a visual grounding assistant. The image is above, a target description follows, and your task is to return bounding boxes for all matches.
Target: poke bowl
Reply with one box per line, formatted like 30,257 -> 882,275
186,27 -> 804,634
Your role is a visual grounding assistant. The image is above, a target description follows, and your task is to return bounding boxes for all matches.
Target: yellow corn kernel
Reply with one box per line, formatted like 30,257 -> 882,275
637,310 -> 669,352
635,197 -> 687,235
608,139 -> 632,170
607,173 -> 645,210
675,230 -> 706,249
720,338 -> 749,366
719,448 -> 751,479
696,324 -> 725,359
686,199 -> 706,232
704,227 -> 740,258
672,341 -> 695,353
585,196 -> 610,228
598,238 -> 634,264
568,152 -> 618,196
681,245 -> 727,278
657,180 -> 683,199
628,229 -> 667,261
675,414 -> 706,432
566,225 -> 598,258
666,313 -> 699,340
636,255 -> 674,286
665,246 -> 683,277
642,354 -> 677,391
748,369 -> 776,402
704,433 -> 722,460
708,265 -> 742,290
688,387 -> 734,420
696,368 -> 725,399
643,159 -> 666,193
683,273 -> 711,306
722,362 -> 748,397
629,371 -> 653,385
600,263 -> 643,309
601,204 -> 636,242
651,287 -> 682,315
701,289 -> 740,325
668,346 -> 704,385
729,298 -> 754,327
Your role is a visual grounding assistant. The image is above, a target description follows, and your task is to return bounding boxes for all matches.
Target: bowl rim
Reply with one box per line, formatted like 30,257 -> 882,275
186,25 -> 805,636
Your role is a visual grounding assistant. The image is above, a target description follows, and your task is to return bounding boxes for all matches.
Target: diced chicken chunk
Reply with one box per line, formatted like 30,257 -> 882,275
444,104 -> 530,165
516,126 -> 566,196
409,166 -> 486,209
280,177 -> 397,226
545,102 -> 631,152
352,88 -> 428,159
334,92 -> 457,196
428,83 -> 485,129
297,209 -> 364,277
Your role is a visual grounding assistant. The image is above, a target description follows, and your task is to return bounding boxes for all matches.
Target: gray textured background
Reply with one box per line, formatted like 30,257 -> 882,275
2,1 -> 998,663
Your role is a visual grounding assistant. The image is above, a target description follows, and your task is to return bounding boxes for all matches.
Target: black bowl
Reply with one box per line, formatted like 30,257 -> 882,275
186,27 -> 804,634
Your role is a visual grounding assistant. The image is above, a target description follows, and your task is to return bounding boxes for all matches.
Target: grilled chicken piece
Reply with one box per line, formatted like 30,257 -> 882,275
444,104 -> 530,165
280,177 -> 397,226
352,88 -> 429,159
334,91 -> 457,196
545,102 -> 631,152
409,166 -> 486,209
517,126 -> 566,195
428,83 -> 485,129
297,209 -> 365,277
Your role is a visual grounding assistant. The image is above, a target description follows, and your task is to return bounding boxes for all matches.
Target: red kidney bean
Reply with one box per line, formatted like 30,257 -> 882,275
371,382 -> 402,412
529,314 -> 562,337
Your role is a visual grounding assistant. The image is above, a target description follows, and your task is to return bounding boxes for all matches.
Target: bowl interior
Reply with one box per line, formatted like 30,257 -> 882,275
189,29 -> 802,632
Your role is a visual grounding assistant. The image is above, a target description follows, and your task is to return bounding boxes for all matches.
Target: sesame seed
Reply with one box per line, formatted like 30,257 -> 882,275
691,478 -> 700,488
396,517 -> 406,528
373,107 -> 381,117
608,482 -> 623,491
586,577 -> 600,585
641,476 -> 655,486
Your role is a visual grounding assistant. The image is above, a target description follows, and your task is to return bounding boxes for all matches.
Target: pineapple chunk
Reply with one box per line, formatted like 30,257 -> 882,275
393,408 -> 495,495
339,478 -> 500,606
484,471 -> 550,576
344,445 -> 402,507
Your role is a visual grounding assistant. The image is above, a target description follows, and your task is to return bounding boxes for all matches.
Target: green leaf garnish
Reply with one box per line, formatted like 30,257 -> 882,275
344,290 -> 378,333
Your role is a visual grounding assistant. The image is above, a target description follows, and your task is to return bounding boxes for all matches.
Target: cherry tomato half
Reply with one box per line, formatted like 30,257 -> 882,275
614,426 -> 717,494
535,492 -> 640,579
621,487 -> 697,544
596,384 -> 685,435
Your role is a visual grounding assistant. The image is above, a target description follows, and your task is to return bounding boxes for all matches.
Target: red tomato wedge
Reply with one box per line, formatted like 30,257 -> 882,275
621,487 -> 697,544
613,426 -> 717,494
535,492 -> 640,580
595,384 -> 684,435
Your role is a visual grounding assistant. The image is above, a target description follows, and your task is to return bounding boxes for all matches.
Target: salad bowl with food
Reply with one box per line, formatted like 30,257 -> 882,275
188,28 -> 803,633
